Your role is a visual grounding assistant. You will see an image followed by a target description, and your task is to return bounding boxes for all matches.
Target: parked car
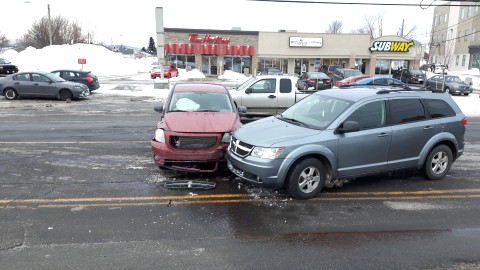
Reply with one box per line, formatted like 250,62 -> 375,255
319,65 -> 342,77
229,75 -> 310,117
331,68 -> 363,85
151,64 -> 179,79
426,75 -> 473,95
0,71 -> 89,101
151,83 -> 246,172
227,87 -> 467,199
297,72 -> 332,90
420,64 -> 434,72
345,77 -> 407,88
392,69 -> 425,84
259,67 -> 283,75
434,65 -> 448,74
335,75 -> 371,87
0,58 -> 19,76
51,69 -> 100,91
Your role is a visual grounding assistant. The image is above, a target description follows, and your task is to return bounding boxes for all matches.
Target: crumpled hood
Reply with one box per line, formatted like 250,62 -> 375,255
234,116 -> 321,146
163,112 -> 239,133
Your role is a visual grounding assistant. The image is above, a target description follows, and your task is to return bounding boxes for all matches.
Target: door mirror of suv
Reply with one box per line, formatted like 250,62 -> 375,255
237,105 -> 247,114
337,120 -> 360,133
154,104 -> 164,113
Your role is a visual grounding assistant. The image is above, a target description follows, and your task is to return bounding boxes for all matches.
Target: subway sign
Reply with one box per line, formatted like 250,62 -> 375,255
370,41 -> 414,52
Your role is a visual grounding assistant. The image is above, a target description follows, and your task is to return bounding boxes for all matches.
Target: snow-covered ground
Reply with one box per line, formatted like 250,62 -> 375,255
1,43 -> 479,117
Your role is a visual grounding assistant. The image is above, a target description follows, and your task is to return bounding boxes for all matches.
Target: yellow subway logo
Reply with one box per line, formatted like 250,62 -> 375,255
370,41 -> 414,52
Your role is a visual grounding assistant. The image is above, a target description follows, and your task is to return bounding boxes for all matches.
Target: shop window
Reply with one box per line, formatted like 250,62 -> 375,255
258,58 -> 288,75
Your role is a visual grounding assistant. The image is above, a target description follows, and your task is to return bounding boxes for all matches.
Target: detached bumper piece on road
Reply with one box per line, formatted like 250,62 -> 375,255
164,180 -> 216,190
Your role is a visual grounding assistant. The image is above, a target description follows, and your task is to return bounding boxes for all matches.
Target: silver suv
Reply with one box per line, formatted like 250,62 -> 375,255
227,87 -> 467,199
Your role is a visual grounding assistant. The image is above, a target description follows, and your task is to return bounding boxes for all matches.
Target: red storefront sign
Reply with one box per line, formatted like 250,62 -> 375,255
78,58 -> 86,64
188,34 -> 230,44
164,43 -> 254,56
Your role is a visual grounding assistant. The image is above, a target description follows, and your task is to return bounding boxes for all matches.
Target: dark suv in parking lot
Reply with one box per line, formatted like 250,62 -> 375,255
227,87 -> 467,199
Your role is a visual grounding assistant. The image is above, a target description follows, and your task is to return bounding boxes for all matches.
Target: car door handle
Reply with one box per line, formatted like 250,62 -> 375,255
378,133 -> 389,137
33,83 -> 39,86
14,82 -> 20,85
424,126 -> 434,130
268,95 -> 276,99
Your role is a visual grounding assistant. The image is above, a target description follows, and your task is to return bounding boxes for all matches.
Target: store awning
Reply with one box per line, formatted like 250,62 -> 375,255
164,43 -> 254,56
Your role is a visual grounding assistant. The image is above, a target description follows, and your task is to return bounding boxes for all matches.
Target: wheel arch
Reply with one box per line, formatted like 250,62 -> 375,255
417,136 -> 458,170
277,146 -> 336,188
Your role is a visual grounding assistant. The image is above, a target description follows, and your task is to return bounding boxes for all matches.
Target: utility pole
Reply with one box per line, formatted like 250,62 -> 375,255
47,4 -> 52,46
400,19 -> 404,37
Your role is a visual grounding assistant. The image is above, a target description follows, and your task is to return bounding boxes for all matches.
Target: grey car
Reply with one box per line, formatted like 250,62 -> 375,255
227,87 -> 466,199
426,75 -> 473,95
0,71 -> 89,101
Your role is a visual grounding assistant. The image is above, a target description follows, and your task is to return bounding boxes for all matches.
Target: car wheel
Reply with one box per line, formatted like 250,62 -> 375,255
464,93 -> 469,96
59,89 -> 73,101
286,158 -> 325,200
445,87 -> 451,94
4,88 -> 18,100
424,145 -> 453,180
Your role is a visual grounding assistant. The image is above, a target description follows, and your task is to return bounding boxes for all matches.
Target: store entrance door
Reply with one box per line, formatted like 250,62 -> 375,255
202,56 -> 218,75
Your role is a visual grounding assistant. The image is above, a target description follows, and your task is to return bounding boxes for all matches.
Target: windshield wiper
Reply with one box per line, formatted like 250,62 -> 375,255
169,109 -> 188,112
198,109 -> 220,112
278,115 -> 309,127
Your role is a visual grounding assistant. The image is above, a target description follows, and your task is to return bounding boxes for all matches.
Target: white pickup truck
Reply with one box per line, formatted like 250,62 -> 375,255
229,75 -> 311,117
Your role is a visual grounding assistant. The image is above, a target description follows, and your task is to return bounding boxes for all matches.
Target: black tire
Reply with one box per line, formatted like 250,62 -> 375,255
464,93 -> 469,96
424,145 -> 453,180
445,87 -> 451,94
4,88 -> 18,100
59,89 -> 73,101
286,158 -> 325,200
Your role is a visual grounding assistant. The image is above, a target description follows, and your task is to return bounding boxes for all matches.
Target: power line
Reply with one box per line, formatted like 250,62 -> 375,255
246,0 -> 480,7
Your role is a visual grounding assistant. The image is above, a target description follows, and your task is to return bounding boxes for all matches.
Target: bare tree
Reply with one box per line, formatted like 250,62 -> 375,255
351,13 -> 384,39
21,15 -> 88,48
397,19 -> 418,38
0,32 -> 9,47
326,20 -> 343,34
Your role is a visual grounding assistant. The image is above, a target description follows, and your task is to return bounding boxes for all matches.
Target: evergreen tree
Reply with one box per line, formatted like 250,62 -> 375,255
148,37 -> 156,54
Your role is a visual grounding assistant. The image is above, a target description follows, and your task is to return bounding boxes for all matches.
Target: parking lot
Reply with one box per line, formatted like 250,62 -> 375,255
1,89 -> 480,269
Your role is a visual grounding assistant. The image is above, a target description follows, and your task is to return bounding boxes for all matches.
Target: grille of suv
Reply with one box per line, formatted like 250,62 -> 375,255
170,136 -> 217,149
229,137 -> 254,157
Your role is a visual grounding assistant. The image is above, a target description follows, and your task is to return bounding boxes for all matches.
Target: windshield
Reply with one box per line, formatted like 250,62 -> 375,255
309,73 -> 328,79
168,91 -> 234,112
236,77 -> 256,91
344,70 -> 363,78
0,58 -> 10,64
410,70 -> 423,75
278,94 -> 353,129
446,76 -> 464,83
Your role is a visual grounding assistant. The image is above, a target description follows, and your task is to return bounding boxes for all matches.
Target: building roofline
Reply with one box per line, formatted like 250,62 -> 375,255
165,28 -> 259,35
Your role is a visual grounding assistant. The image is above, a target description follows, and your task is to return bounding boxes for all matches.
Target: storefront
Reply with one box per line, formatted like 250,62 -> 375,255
164,28 -> 258,76
368,36 -> 423,76
162,28 -> 423,77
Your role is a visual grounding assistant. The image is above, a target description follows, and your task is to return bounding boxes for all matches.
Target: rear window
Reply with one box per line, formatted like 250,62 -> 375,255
389,99 -> 426,124
424,99 -> 456,118
279,78 -> 292,93
410,70 -> 423,75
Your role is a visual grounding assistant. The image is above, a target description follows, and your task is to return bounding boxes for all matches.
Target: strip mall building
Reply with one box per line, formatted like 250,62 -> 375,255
164,28 -> 423,77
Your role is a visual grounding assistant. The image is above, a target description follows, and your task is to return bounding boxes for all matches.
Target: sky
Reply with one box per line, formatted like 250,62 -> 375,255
1,43 -> 478,116
1,0 -> 445,48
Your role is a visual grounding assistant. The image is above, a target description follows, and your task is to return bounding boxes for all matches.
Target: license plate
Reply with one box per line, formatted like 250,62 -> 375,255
227,162 -> 244,177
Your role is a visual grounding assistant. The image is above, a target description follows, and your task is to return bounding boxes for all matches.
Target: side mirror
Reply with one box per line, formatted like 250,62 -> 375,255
337,120 -> 360,133
245,87 -> 253,94
237,106 -> 247,114
469,82 -> 473,86
154,104 -> 164,113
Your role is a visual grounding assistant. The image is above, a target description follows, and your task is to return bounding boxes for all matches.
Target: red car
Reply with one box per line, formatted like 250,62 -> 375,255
334,75 -> 371,87
150,64 -> 179,79
151,83 -> 246,172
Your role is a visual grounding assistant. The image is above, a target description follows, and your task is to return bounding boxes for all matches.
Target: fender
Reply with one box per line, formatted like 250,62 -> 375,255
276,144 -> 337,184
416,132 -> 459,169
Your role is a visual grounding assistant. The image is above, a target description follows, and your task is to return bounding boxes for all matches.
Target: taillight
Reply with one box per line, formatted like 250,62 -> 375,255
82,76 -> 94,83
307,79 -> 315,83
326,79 -> 331,83
462,117 -> 468,127
412,74 -> 416,77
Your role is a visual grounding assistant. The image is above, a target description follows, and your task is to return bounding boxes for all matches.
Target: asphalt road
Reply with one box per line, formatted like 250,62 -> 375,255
1,93 -> 480,270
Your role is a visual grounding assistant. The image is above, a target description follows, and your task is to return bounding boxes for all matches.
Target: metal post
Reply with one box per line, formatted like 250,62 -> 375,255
155,7 -> 165,80
47,4 -> 52,46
